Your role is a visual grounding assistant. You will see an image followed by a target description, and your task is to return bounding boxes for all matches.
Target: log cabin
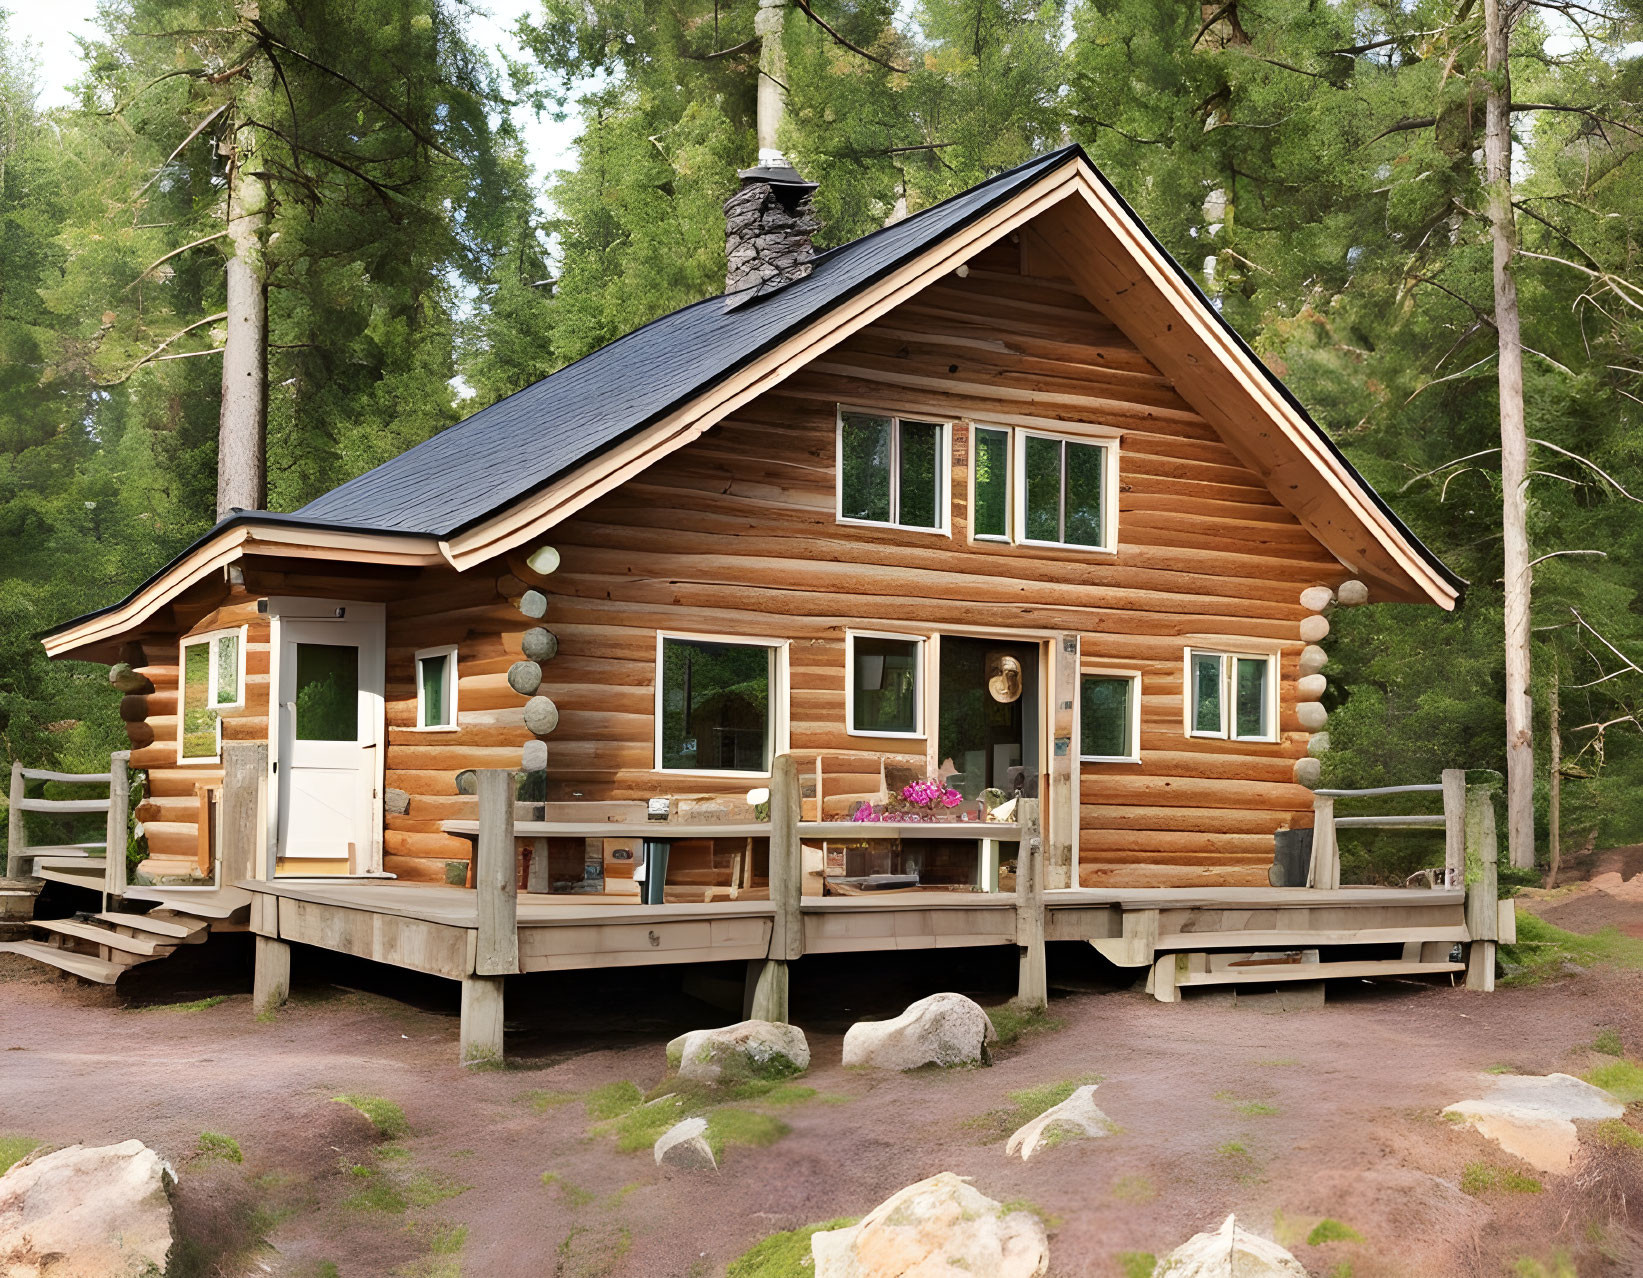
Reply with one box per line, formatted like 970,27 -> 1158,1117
17,146 -> 1493,1052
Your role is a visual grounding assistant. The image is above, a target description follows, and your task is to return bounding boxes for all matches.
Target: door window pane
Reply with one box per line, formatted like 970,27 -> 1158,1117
1081,675 -> 1134,759
181,642 -> 216,758
1023,435 -> 1062,542
1234,657 -> 1270,739
419,652 -> 450,728
214,633 -> 240,704
1063,441 -> 1106,547
294,643 -> 360,742
1191,653 -> 1224,735
840,413 -> 892,523
898,420 -> 941,529
973,427 -> 1009,538
660,638 -> 772,771
852,636 -> 920,734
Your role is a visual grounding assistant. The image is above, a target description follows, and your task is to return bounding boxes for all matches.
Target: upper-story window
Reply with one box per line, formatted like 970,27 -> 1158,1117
1186,649 -> 1277,742
837,410 -> 949,533
971,424 -> 1117,551
179,627 -> 245,762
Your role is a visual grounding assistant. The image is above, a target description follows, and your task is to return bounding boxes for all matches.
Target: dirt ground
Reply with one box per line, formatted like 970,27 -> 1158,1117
4,870 -> 1643,1278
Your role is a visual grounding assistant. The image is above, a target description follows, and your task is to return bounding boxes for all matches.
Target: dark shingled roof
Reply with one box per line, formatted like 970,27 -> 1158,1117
297,146 -> 1078,538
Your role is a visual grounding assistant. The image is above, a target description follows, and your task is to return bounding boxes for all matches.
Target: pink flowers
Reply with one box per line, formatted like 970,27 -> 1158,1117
851,779 -> 966,822
901,780 -> 964,810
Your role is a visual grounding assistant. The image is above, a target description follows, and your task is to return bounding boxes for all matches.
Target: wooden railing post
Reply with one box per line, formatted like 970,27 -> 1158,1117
463,769 -> 517,1067
1441,768 -> 1466,888
747,753 -> 800,1023
1309,796 -> 1338,889
103,752 -> 130,904
6,759 -> 30,883
1464,779 -> 1500,992
1015,796 -> 1047,1009
220,742 -> 266,885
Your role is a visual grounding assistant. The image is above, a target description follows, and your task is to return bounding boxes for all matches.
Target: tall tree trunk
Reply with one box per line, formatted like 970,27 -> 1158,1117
1482,0 -> 1534,869
217,115 -> 267,520
1546,656 -> 1560,887
754,0 -> 789,163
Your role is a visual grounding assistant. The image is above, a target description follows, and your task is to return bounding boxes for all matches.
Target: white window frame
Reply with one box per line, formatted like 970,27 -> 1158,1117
968,423 -> 1015,543
412,644 -> 459,732
835,406 -> 952,536
1012,427 -> 1120,554
845,630 -> 927,739
177,625 -> 248,765
1078,668 -> 1143,764
654,631 -> 791,778
1182,648 -> 1278,743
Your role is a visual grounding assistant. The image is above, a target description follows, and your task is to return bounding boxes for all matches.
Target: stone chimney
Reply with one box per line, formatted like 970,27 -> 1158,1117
723,162 -> 820,307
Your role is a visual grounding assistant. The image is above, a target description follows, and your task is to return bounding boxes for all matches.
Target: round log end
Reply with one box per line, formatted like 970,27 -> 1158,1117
521,627 -> 559,662
1293,756 -> 1323,788
109,663 -> 155,695
526,545 -> 561,576
522,739 -> 548,771
507,660 -> 544,696
519,589 -> 548,619
1307,731 -> 1332,759
1296,673 -> 1328,700
1298,585 -> 1335,613
454,769 -> 478,796
1295,701 -> 1329,732
1298,614 -> 1331,644
524,695 -> 560,736
1337,578 -> 1369,606
1298,644 -> 1328,676
384,788 -> 412,816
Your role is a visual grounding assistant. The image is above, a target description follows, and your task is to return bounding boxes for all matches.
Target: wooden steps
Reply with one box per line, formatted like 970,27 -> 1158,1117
31,917 -> 175,959
32,860 -> 108,889
97,911 -> 207,942
121,885 -> 251,918
1176,958 -> 1465,987
0,939 -> 124,984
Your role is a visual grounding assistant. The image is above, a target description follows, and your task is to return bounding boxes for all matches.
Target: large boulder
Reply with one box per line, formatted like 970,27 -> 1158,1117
1442,1072 -> 1624,1174
666,1019 -> 810,1085
842,993 -> 997,1071
811,1172 -> 1048,1278
1005,1084 -> 1113,1161
0,1141 -> 175,1278
653,1117 -> 717,1171
1153,1215 -> 1307,1277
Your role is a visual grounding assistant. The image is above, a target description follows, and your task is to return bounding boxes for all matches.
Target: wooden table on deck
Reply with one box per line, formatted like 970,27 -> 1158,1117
439,820 -> 1025,900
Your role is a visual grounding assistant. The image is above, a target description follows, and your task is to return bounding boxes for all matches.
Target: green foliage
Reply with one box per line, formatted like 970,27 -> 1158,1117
1500,913 -> 1643,985
0,1137 -> 38,1175
1584,1060 -> 1643,1105
985,1002 -> 1065,1046
1590,1119 -> 1643,1150
1462,1162 -> 1543,1195
1593,1028 -> 1624,1057
584,1081 -> 644,1120
726,1219 -> 859,1278
333,1094 -> 410,1140
1306,1219 -> 1364,1246
1117,1253 -> 1157,1278
195,1132 -> 243,1163
704,1108 -> 788,1157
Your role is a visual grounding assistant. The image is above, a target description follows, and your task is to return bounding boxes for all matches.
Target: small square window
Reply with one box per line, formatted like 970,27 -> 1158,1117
849,634 -> 923,736
1185,650 -> 1275,742
838,411 -> 947,531
415,646 -> 458,729
1081,673 -> 1139,761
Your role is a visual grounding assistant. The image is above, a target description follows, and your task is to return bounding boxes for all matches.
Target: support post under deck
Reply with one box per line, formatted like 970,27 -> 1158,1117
1463,779 -> 1501,992
253,936 -> 291,1016
746,754 -> 800,1022
1015,796 -> 1047,1009
460,975 -> 505,1066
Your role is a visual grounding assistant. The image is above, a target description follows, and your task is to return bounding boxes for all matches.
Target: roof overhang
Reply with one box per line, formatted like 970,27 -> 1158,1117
42,516 -> 444,660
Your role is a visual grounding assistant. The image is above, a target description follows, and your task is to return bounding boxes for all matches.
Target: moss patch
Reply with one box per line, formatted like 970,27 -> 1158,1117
1307,1218 -> 1364,1246
584,1081 -> 644,1121
705,1109 -> 788,1158
1117,1252 -> 1157,1278
726,1218 -> 858,1278
1589,1119 -> 1643,1150
523,1089 -> 579,1112
985,1002 -> 1065,1047
966,1074 -> 1102,1142
333,1094 -> 410,1140
541,1172 -> 597,1207
1462,1161 -> 1543,1195
137,995 -> 228,1013
1110,1174 -> 1156,1203
1584,1060 -> 1643,1104
195,1131 -> 243,1164
1592,1028 -> 1624,1057
598,1095 -> 690,1153
1499,914 -> 1643,986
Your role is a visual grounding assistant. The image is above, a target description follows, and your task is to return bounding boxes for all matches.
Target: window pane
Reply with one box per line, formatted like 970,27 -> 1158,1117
1081,676 -> 1133,758
181,642 -> 216,758
853,636 -> 920,734
1023,435 -> 1061,542
972,428 -> 1009,538
840,413 -> 892,523
214,633 -> 240,704
1063,442 -> 1106,548
420,653 -> 450,728
897,420 -> 940,528
661,638 -> 771,771
294,643 -> 360,742
1234,657 -> 1270,738
1191,653 -> 1223,734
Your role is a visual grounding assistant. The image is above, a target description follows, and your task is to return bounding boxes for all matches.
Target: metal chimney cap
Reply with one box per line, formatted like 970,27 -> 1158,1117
736,162 -> 818,194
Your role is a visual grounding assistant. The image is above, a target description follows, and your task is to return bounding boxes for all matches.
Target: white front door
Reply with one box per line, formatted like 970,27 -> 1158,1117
272,603 -> 384,874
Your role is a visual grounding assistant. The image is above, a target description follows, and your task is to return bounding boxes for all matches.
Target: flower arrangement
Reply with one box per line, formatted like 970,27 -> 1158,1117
851,778 -> 965,822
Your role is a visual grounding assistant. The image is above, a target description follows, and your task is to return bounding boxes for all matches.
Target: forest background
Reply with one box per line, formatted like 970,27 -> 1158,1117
2,0 -> 1641,873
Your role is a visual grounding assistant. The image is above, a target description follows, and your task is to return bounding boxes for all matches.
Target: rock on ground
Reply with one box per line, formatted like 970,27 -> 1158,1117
1005,1084 -> 1113,1160
811,1171 -> 1048,1278
0,1140 -> 175,1278
654,1117 -> 717,1171
666,1019 -> 810,1084
1442,1072 -> 1625,1175
841,992 -> 998,1071
1153,1214 -> 1308,1277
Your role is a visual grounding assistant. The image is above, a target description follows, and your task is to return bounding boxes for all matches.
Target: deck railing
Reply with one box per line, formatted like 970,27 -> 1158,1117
6,753 -> 130,906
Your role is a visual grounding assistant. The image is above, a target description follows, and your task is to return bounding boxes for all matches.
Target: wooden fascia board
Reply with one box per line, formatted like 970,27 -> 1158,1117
438,166 -> 1085,572
1040,176 -> 1456,610
42,525 -> 443,659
